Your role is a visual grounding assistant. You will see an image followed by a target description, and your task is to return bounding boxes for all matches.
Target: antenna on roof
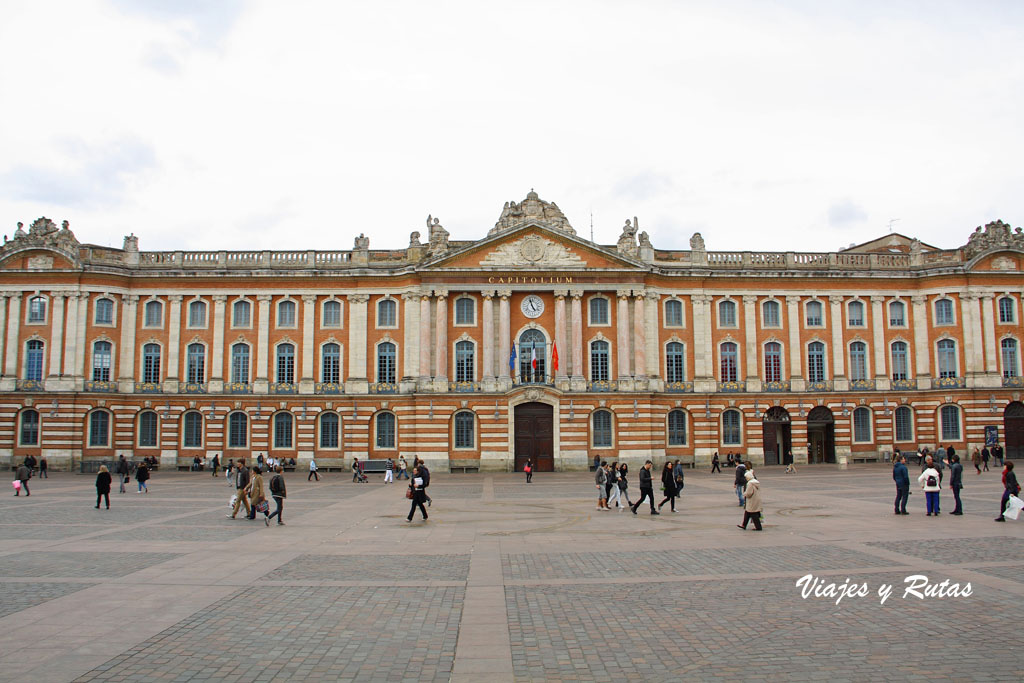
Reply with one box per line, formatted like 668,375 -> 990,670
590,210 -> 594,242
888,218 -> 901,233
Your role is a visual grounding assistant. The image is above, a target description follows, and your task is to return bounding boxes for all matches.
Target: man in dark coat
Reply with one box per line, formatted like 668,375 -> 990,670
116,454 -> 130,493
630,460 -> 659,515
733,461 -> 747,507
228,459 -> 251,518
14,463 -> 30,496
893,455 -> 909,515
947,454 -> 964,515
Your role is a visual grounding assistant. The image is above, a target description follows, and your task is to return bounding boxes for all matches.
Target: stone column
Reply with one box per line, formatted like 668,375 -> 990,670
870,296 -> 887,388
980,293 -> 998,382
47,293 -> 66,382
346,293 -> 369,393
498,290 -> 511,389
632,291 -> 646,381
742,294 -> 758,390
570,290 -> 584,391
62,293 -> 80,381
165,295 -> 183,391
616,290 -> 631,387
300,294 -> 316,393
2,293 -> 20,384
482,290 -> 497,389
0,294 -> 8,382
829,295 -> 846,388
74,294 -> 88,381
210,295 -> 227,392
402,290 -> 422,390
255,295 -> 272,392
418,294 -> 432,388
911,295 -> 930,389
118,295 -> 139,392
433,290 -> 448,390
644,292 -> 659,379
692,294 -> 714,391
961,292 -> 983,381
786,295 -> 803,391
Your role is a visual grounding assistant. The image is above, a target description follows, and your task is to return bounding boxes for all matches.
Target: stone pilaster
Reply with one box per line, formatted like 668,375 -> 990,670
979,293 -> 999,387
632,291 -> 647,386
418,293 -> 432,389
165,295 -> 183,392
786,296 -> 804,391
346,293 -> 369,394
300,294 -> 316,394
829,294 -> 846,390
570,290 -> 584,391
644,292 -> 660,384
742,294 -> 759,392
616,290 -> 631,389
433,290 -> 448,391
62,293 -> 80,381
402,290 -> 422,391
46,293 -> 66,383
911,295 -> 931,390
254,295 -> 272,393
482,290 -> 497,391
498,290 -> 512,390
117,294 -> 139,392
871,295 -> 888,390
0,293 -> 19,389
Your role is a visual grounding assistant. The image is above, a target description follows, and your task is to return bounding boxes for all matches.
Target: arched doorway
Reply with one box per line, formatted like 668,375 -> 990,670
518,330 -> 547,384
514,402 -> 553,471
1004,401 -> 1024,459
762,407 -> 792,466
806,406 -> 836,464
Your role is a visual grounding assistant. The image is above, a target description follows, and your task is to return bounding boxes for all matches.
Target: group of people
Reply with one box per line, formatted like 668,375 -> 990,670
12,455 -> 48,496
226,458 -> 288,525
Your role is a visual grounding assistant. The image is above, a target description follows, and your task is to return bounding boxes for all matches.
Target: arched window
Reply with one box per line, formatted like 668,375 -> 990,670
666,342 -> 685,382
940,405 -> 961,441
455,297 -> 475,325
853,407 -> 871,442
144,300 -> 163,327
894,406 -> 913,442
320,412 -> 339,449
228,412 -> 247,448
89,411 -> 110,447
186,343 -> 206,384
665,300 -> 683,327
455,340 -> 474,382
27,296 -> 46,323
889,301 -> 906,326
231,343 -> 250,384
377,342 -> 396,384
25,340 -> 44,381
849,341 -> 868,380
891,342 -> 908,381
188,300 -> 206,327
183,411 -> 203,448
667,409 -> 687,446
762,300 -> 780,327
935,298 -> 954,325
322,343 -> 341,383
20,409 -> 39,446
592,410 -> 612,447
590,340 -> 610,381
276,344 -> 295,384
277,300 -> 296,327
806,301 -> 823,326
92,341 -> 112,382
807,342 -> 825,382
95,297 -> 114,325
999,296 -> 1016,324
718,300 -> 737,327
232,300 -> 251,327
142,343 -> 161,383
719,342 -> 738,382
763,342 -> 781,382
376,412 -> 396,448
518,330 -> 546,382
1001,338 -> 1019,379
377,299 -> 397,327
454,411 -> 475,449
937,339 -> 957,378
138,411 -> 158,448
722,409 -> 741,445
274,412 -> 294,448
323,300 -> 342,327
848,301 -> 865,327
589,297 -> 609,325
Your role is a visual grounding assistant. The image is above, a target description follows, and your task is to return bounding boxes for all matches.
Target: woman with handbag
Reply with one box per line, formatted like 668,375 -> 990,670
617,463 -> 633,508
995,461 -> 1020,522
406,466 -> 428,523
658,461 -> 678,513
247,466 -> 270,523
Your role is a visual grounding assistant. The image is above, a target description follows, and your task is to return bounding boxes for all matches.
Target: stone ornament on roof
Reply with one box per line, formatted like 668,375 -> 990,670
490,189 -> 575,236
964,219 -> 1024,259
2,216 -> 79,256
616,217 -> 639,258
480,234 -> 585,267
427,215 -> 449,256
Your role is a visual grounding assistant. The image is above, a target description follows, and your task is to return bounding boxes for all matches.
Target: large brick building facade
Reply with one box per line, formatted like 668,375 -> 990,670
2,191 -> 1023,471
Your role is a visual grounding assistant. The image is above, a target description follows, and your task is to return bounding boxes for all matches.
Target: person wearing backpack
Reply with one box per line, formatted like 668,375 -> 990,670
917,460 -> 941,516
267,465 -> 287,526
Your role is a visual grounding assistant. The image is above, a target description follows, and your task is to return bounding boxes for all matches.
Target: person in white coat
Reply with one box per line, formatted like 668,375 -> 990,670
917,462 -> 941,516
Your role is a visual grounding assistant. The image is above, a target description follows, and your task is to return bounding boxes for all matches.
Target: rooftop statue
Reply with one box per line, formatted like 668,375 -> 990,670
490,189 -> 575,236
616,217 -> 639,258
427,215 -> 449,256
963,219 -> 1024,259
689,232 -> 705,251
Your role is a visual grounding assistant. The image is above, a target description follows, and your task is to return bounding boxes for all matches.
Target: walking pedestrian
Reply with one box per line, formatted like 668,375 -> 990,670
673,459 -> 685,497
418,461 -> 432,506
784,450 -> 798,474
995,461 -> 1020,522
618,463 -> 633,508
592,453 -> 600,472
893,454 -> 910,515
733,461 -> 747,507
228,459 -> 251,519
247,466 -> 270,523
406,466 -> 429,522
630,460 -> 659,515
595,462 -> 609,510
24,454 -> 37,477
992,443 -> 1004,467
211,453 -> 220,477
14,463 -> 30,496
95,465 -> 111,509
352,457 -> 361,482
981,446 -> 990,472
947,454 -> 964,515
607,462 -> 624,510
737,470 -> 763,530
116,454 -> 129,493
657,461 -> 678,513
524,459 -> 533,483
711,452 -> 721,473
397,456 -> 409,480
135,461 -> 150,493
918,460 -> 941,516
39,456 -> 48,479
308,457 -> 320,481
384,458 -> 394,484
267,464 -> 286,525
972,448 -> 982,475
256,452 -> 264,471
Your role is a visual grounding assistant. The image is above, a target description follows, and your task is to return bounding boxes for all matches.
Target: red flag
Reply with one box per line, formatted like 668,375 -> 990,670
551,342 -> 559,373
531,345 -> 537,370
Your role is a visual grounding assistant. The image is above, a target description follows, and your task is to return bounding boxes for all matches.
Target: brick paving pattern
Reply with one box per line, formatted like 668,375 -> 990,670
0,551 -> 180,578
0,582 -> 93,618
0,524 -> 105,540
265,553 -> 471,582
867,536 -> 1024,564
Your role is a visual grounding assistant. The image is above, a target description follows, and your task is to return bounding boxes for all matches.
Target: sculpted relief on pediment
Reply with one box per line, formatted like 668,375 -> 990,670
479,235 -> 586,267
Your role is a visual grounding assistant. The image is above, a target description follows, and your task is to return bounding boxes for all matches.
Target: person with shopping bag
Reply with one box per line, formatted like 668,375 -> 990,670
995,461 -> 1021,522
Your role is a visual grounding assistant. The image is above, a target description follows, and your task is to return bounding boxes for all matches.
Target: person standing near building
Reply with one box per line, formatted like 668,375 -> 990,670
24,454 -> 37,476
981,446 -> 990,472
992,443 -> 1004,467
737,470 -> 763,530
592,453 -> 600,472
14,462 -> 30,496
38,456 -> 48,479
135,461 -> 150,494
406,466 -> 428,523
711,452 -> 721,473
631,460 -> 659,515
733,461 -> 747,507
972,449 -> 982,475
267,464 -> 286,526
947,454 -> 964,515
116,454 -> 129,494
418,461 -> 432,507
657,461 -> 678,513
918,459 -> 941,516
351,457 -> 361,482
995,461 -> 1020,522
524,459 -> 533,483
211,453 -> 220,477
893,455 -> 910,515
308,457 -> 320,481
384,457 -> 394,484
397,456 -> 408,480
228,459 -> 251,519
595,462 -> 609,510
95,465 -> 111,509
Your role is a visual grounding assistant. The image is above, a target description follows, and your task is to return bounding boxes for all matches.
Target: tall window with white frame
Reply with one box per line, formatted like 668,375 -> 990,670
188,300 -> 206,327
665,342 -> 685,383
848,301 -> 865,326
665,299 -> 683,327
764,342 -> 781,383
1001,338 -> 1019,378
144,300 -> 162,326
935,299 -> 954,325
455,340 -> 474,383
231,343 -> 249,384
20,409 -> 39,446
454,411 -> 474,448
322,343 -> 341,383
89,411 -> 110,447
667,409 -> 687,446
889,301 -> 905,326
999,297 -> 1015,324
276,344 -> 295,384
92,341 -> 112,382
589,297 -> 609,325
849,341 -> 868,381
138,411 -> 158,448
323,300 -> 342,327
142,343 -> 161,383
722,409 -> 741,445
28,296 -> 46,323
891,341 -> 908,381
807,342 -> 825,382
278,300 -> 296,327
894,406 -> 913,442
376,412 -> 396,448
25,340 -> 44,381
377,299 -> 397,327
762,300 -> 780,327
940,405 -> 961,441
718,300 -> 737,327
274,412 -> 293,449
320,413 -> 339,449
228,412 -> 247,448
455,297 -> 474,325
377,342 -> 396,384
937,339 -> 957,378
183,412 -> 203,448
853,407 -> 871,442
232,300 -> 251,327
95,297 -> 114,324
806,301 -> 823,326
592,410 -> 612,447
590,340 -> 610,382
186,343 -> 205,384
720,342 -> 738,382
518,329 -> 546,383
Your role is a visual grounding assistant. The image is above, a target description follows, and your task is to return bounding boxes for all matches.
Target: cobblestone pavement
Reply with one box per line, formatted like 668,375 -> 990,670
0,466 -> 1021,682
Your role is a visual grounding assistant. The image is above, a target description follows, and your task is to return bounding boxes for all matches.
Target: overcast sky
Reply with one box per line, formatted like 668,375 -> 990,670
1,1 -> 1022,254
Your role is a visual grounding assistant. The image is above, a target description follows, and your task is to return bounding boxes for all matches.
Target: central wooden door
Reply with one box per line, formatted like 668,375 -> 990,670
514,402 -> 554,472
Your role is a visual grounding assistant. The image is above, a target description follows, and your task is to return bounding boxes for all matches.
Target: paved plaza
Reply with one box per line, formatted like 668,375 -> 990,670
0,464 -> 1022,682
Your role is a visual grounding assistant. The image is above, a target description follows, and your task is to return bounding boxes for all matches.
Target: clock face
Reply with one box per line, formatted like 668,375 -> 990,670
521,294 -> 545,318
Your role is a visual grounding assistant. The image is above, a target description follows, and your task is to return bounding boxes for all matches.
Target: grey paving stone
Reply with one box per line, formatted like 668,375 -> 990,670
866,536 -> 1024,564
0,551 -> 180,578
0,581 -> 93,618
264,554 -> 471,582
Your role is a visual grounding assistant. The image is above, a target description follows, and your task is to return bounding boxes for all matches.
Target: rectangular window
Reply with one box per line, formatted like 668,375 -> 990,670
806,302 -> 822,327
889,302 -> 905,327
233,301 -> 251,327
853,408 -> 871,443
940,405 -> 960,441
323,301 -> 341,327
589,298 -> 609,325
762,301 -> 780,327
722,411 -> 741,445
95,298 -> 114,325
894,407 -> 913,442
139,413 -> 158,448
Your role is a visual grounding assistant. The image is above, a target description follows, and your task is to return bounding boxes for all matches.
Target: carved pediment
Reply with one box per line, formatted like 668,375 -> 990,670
480,234 -> 585,267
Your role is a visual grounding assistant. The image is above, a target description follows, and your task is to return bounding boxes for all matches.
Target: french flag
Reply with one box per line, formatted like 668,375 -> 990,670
531,345 -> 537,371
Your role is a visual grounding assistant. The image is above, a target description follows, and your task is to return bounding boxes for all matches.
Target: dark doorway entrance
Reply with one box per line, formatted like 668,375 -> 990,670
762,407 -> 792,466
806,406 -> 836,464
1005,401 -> 1024,460
514,402 -> 554,472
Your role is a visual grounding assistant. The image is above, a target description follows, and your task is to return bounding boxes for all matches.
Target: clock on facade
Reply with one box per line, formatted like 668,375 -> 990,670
521,294 -> 545,318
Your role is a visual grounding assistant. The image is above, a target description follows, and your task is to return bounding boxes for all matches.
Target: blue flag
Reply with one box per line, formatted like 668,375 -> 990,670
509,342 -> 517,371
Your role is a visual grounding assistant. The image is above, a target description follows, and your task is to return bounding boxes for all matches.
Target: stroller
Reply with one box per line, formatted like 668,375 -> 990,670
353,466 -> 369,483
